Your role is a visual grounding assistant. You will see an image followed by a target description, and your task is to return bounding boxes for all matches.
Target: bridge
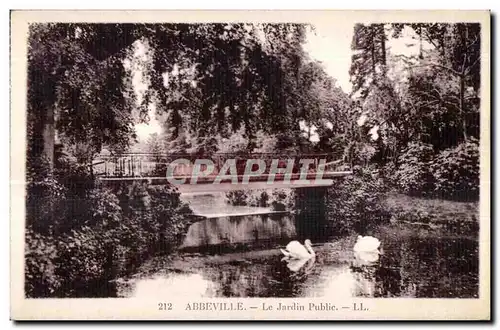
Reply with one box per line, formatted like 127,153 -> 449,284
92,152 -> 353,194
92,152 -> 351,240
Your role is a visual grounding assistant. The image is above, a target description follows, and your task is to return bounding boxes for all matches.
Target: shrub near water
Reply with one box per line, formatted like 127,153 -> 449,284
225,188 -> 295,211
393,142 -> 435,196
325,166 -> 391,235
431,138 -> 480,201
54,188 -> 125,297
25,229 -> 61,297
146,184 -> 194,253
25,167 -> 194,297
390,139 -> 479,200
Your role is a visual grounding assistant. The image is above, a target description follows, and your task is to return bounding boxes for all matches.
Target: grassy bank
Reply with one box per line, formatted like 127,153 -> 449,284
382,193 -> 479,238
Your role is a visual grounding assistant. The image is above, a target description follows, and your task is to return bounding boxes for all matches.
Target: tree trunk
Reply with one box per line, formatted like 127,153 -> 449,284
380,24 -> 387,67
459,75 -> 467,141
459,25 -> 469,141
42,106 -> 55,171
371,30 -> 376,82
418,25 -> 424,59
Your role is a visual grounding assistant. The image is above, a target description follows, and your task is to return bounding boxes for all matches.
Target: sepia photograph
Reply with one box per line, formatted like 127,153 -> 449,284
10,10 -> 490,320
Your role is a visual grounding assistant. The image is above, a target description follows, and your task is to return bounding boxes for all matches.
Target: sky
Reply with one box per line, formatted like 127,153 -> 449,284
303,20 -> 356,94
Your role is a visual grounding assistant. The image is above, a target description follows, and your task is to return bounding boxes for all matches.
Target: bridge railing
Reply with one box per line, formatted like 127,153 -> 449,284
91,152 -> 352,179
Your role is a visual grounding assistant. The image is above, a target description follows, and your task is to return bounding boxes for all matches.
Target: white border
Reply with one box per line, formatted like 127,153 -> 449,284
3,5 -> 489,324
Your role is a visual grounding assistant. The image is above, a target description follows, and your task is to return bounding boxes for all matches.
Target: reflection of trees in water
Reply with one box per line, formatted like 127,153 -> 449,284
204,256 -> 316,297
374,266 -> 402,297
182,214 -> 297,249
265,257 -> 321,297
294,188 -> 328,241
370,238 -> 403,297
398,240 -> 417,297
133,235 -> 478,299
349,262 -> 378,297
369,236 -> 478,298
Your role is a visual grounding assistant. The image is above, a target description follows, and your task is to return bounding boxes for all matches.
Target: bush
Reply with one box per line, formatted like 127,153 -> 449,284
25,176 -> 67,235
393,142 -> 435,196
225,190 -> 251,206
325,166 -> 391,235
216,127 -> 248,153
147,184 -> 194,252
430,138 -> 480,200
86,188 -> 123,228
25,229 -> 61,297
25,174 -> 194,297
253,131 -> 278,153
117,181 -> 194,253
225,188 -> 295,211
269,189 -> 295,211
56,226 -> 109,297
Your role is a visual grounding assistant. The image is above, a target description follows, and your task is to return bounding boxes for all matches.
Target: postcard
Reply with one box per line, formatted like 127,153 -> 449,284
10,9 -> 490,320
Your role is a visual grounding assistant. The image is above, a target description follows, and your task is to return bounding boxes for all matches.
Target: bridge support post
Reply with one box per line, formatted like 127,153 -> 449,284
294,186 -> 329,241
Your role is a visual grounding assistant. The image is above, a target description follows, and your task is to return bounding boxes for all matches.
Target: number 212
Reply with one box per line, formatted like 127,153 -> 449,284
158,302 -> 172,310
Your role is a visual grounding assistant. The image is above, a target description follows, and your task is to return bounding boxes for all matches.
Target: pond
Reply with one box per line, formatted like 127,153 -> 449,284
180,192 -> 275,217
116,220 -> 479,299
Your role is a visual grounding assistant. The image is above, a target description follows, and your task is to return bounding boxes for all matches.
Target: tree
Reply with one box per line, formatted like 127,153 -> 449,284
351,22 -> 481,161
139,23 -> 318,153
399,23 -> 481,144
146,133 -> 163,159
27,23 -> 142,171
349,23 -> 388,98
27,23 -> 314,172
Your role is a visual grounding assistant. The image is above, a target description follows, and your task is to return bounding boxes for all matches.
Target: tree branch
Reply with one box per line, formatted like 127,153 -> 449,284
466,34 -> 480,50
465,56 -> 481,76
409,63 -> 462,77
461,54 -> 467,75
422,29 -> 440,50
413,90 -> 461,112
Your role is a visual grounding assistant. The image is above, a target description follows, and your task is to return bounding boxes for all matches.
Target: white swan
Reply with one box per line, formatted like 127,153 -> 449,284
353,235 -> 381,253
280,239 -> 315,260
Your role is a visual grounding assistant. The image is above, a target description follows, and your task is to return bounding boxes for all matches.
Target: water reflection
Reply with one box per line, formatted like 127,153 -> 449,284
122,235 -> 478,299
180,192 -> 275,218
283,256 -> 316,273
353,251 -> 380,266
181,214 -> 296,249
122,273 -> 217,298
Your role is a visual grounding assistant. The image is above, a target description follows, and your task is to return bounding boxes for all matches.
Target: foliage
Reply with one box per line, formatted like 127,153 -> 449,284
225,188 -> 295,211
25,181 -> 124,297
25,21 -> 483,297
144,23 -> 314,147
25,170 -> 194,297
56,226 -> 110,297
342,140 -> 378,167
325,166 -> 391,235
147,185 -> 194,252
430,138 -> 480,200
25,229 -> 61,297
146,133 -> 164,155
350,23 -> 480,198
216,127 -> 249,153
393,142 -> 435,196
252,131 -> 279,153
27,23 -> 139,165
270,189 -> 296,211
25,175 -> 67,235
225,190 -> 251,206
349,23 -> 388,98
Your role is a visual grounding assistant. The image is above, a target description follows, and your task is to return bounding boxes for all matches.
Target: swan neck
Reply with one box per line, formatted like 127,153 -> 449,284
305,243 -> 315,255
